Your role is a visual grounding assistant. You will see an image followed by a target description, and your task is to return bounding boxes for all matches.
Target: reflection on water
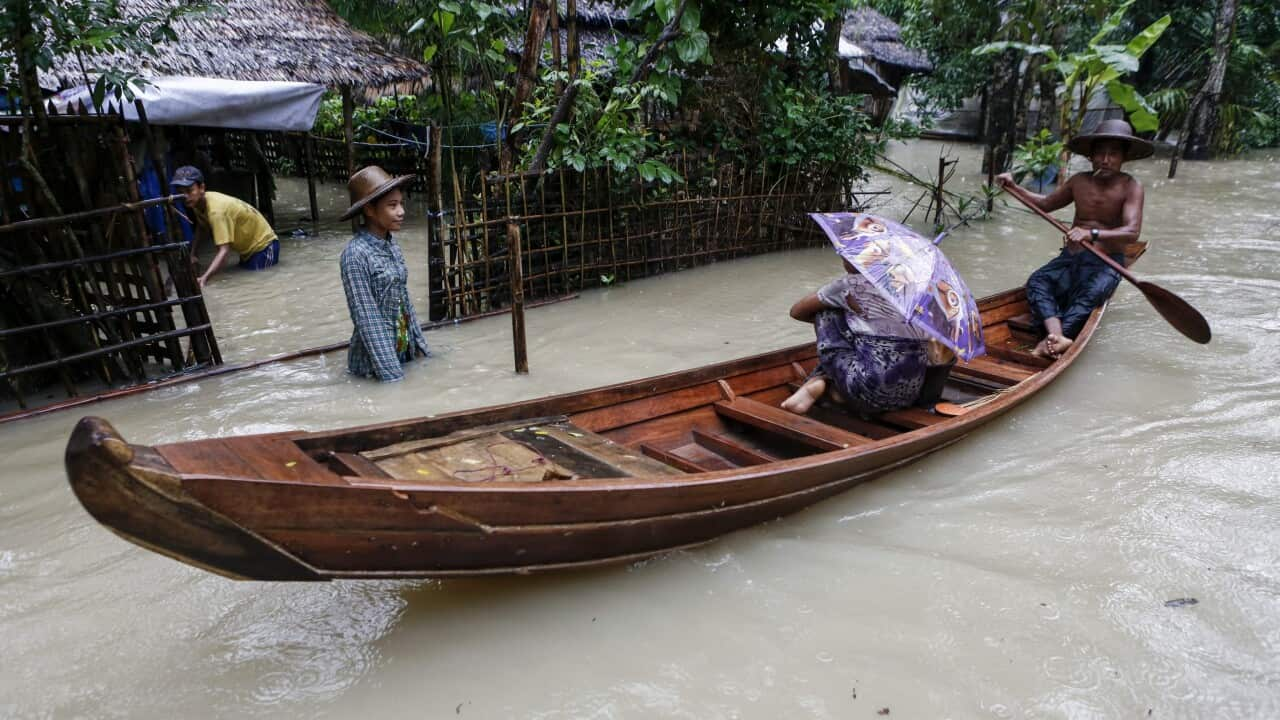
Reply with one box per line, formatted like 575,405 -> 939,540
1,141 -> 1278,717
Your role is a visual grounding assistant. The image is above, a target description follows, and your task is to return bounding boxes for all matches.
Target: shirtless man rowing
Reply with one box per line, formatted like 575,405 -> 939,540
997,118 -> 1151,358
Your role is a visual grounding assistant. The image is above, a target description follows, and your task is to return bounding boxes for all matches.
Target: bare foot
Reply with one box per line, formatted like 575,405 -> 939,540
1032,336 -> 1054,358
1045,333 -> 1073,357
782,377 -> 826,414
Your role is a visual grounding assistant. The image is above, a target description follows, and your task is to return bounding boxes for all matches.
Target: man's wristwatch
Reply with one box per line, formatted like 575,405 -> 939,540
1090,228 -> 1100,243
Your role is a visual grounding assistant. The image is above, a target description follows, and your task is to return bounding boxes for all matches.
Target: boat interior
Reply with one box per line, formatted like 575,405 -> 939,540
152,299 -> 1059,486
296,303 -> 1053,484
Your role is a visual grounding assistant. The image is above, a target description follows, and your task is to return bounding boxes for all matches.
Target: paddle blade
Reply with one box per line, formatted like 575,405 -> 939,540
1137,281 -> 1211,344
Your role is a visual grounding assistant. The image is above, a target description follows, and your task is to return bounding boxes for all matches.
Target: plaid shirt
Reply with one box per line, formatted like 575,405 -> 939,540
340,230 -> 429,382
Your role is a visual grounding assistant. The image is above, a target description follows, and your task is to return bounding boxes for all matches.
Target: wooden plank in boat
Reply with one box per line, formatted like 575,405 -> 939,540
1006,312 -> 1039,335
669,442 -> 739,472
157,438 -> 263,479
640,443 -> 707,473
571,364 -> 798,433
979,301 -> 1032,327
955,355 -> 1037,386
327,452 -> 392,478
714,396 -> 873,452
375,435 -> 573,483
362,418 -> 682,482
159,435 -> 347,486
985,344 -> 1052,369
362,416 -> 567,461
504,429 -> 639,478
878,407 -> 947,430
691,428 -> 778,466
229,437 -> 349,485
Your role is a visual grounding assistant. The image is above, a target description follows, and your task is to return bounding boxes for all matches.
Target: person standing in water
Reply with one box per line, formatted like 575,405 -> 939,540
169,166 -> 279,289
339,166 -> 429,382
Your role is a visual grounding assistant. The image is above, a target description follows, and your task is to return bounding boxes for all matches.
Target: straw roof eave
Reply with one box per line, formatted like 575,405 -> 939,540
41,0 -> 430,91
840,7 -> 932,75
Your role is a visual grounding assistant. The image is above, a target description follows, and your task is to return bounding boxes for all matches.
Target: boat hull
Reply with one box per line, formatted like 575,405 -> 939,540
65,288 -> 1108,581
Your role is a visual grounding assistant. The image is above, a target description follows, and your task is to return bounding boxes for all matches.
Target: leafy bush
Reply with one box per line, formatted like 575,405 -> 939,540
1012,129 -> 1064,183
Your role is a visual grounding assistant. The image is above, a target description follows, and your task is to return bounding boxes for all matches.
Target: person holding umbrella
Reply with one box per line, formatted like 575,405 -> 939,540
782,213 -> 985,416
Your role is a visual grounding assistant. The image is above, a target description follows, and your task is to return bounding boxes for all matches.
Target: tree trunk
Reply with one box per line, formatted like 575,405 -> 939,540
1036,23 -> 1066,134
825,10 -> 845,93
1181,0 -> 1238,160
982,49 -> 1020,175
502,0 -> 552,174
1013,55 -> 1045,144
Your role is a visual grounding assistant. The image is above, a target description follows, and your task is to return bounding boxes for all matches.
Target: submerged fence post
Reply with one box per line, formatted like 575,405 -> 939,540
504,177 -> 529,374
304,133 -> 320,222
426,126 -> 447,321
342,85 -> 357,232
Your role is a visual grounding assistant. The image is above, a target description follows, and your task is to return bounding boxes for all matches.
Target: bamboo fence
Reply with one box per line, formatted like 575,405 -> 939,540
0,104 -> 220,409
425,149 -> 882,321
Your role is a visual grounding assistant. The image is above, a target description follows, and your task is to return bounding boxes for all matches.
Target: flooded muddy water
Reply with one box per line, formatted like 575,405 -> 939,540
1,140 -> 1277,718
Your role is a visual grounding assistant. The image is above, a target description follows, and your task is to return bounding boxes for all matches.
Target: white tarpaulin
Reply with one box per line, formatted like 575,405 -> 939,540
53,77 -> 325,132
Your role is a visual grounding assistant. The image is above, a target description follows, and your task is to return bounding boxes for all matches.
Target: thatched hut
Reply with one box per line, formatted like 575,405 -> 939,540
837,7 -> 932,121
38,0 -> 432,223
41,0 -> 430,93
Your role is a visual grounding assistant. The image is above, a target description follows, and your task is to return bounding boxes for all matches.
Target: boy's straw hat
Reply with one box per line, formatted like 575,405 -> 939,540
340,166 -> 415,221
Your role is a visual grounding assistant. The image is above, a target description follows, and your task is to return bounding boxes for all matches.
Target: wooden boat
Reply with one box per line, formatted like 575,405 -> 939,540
65,278 -> 1129,581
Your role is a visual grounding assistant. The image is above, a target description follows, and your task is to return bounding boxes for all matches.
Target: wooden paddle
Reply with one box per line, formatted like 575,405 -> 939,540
999,182 -> 1211,344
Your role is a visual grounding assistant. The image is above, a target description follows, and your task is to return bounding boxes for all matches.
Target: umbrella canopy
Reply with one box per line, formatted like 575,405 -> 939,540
809,212 -> 986,361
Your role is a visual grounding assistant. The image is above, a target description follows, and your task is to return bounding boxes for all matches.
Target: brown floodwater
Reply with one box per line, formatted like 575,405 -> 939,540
1,140 -> 1277,718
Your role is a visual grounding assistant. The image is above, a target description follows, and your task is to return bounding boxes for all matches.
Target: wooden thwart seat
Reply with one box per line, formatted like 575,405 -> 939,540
714,396 -> 872,451
955,355 -> 1038,386
691,428 -> 778,466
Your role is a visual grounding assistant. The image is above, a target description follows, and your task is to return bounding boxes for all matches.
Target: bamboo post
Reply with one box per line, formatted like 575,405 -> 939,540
53,104 -> 131,381
480,173 -> 494,310
110,113 -> 188,373
342,86 -> 357,231
605,167 -> 618,281
427,126 -> 447,320
577,170 -> 587,288
304,133 -> 320,222
450,168 -> 471,316
133,100 -> 195,371
537,172 -> 551,297
505,177 -> 529,373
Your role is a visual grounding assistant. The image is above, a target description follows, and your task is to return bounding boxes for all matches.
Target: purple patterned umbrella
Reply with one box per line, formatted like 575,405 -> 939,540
809,212 -> 986,361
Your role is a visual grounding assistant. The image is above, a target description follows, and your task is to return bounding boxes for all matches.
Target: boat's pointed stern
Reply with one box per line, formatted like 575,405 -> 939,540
64,416 -> 324,582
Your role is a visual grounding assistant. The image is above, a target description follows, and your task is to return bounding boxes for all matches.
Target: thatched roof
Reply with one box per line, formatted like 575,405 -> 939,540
509,25 -> 639,67
572,0 -> 632,26
840,7 -> 932,74
41,0 -> 430,91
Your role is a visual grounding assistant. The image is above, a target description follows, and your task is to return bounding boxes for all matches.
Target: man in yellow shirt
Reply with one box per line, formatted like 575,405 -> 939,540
170,166 -> 279,289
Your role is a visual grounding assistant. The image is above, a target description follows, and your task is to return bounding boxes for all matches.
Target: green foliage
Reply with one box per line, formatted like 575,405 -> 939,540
975,0 -> 1171,147
1012,128 -> 1065,180
1133,0 -> 1280,152
329,0 -> 518,125
312,94 -> 435,140
0,0 -> 212,106
756,81 -> 879,180
517,62 -> 680,182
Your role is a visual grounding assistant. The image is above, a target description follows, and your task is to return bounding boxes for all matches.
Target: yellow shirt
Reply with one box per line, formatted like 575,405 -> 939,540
199,191 -> 275,258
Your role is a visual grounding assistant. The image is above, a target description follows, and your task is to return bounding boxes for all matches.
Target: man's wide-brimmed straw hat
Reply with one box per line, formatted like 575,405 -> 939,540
1067,118 -> 1154,161
340,166 -> 415,221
